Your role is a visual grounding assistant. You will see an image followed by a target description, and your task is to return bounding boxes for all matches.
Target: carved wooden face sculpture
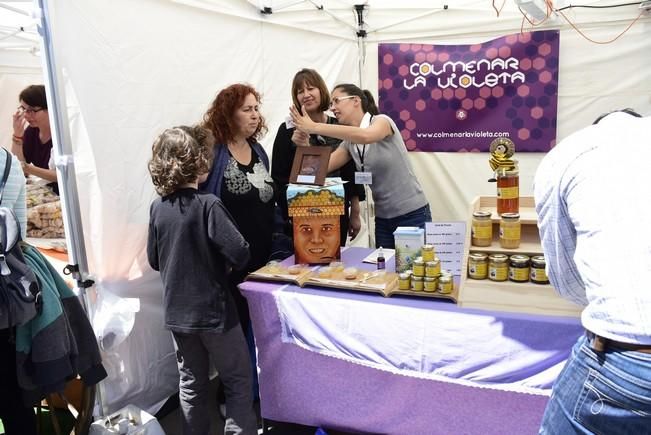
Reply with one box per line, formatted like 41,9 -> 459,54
293,215 -> 340,264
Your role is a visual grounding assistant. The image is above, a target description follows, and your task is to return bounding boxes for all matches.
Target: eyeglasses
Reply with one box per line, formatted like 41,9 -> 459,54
329,96 -> 356,108
17,106 -> 45,115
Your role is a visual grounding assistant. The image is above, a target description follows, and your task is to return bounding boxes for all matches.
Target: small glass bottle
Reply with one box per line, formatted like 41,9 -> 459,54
509,255 -> 530,283
471,211 -> 493,247
530,255 -> 549,284
468,253 -> 488,280
377,247 -> 385,270
499,213 -> 521,249
488,254 -> 509,282
496,168 -> 519,215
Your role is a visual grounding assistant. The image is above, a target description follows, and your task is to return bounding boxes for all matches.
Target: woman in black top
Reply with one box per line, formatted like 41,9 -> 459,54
272,68 -> 364,246
200,84 -> 276,401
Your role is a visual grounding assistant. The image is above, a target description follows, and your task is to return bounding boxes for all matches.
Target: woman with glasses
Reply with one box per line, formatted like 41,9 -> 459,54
271,69 -> 364,246
290,83 -> 430,249
11,85 -> 58,192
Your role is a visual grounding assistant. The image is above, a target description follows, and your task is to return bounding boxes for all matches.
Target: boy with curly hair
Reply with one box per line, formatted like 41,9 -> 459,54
147,126 -> 257,435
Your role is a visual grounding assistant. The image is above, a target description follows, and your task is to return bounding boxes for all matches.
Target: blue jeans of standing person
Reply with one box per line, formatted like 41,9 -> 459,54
539,334 -> 651,435
374,204 -> 431,249
172,327 -> 258,435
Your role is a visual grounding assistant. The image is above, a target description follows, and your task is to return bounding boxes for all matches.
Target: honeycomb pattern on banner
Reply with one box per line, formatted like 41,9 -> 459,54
378,30 -> 559,152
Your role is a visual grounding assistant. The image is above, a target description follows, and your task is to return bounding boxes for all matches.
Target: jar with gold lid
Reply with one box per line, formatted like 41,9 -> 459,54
423,277 -> 438,292
488,254 -> 509,282
438,272 -> 453,294
411,275 -> 424,292
412,257 -> 425,277
499,213 -> 521,249
471,211 -> 493,247
398,272 -> 411,290
509,255 -> 530,283
425,258 -> 441,277
468,253 -> 488,280
421,244 -> 436,262
530,255 -> 549,284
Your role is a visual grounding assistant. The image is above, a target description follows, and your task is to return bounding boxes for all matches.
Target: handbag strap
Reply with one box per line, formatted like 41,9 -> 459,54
0,149 -> 12,206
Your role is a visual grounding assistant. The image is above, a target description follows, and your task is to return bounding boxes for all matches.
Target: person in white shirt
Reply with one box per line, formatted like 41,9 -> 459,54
534,109 -> 651,434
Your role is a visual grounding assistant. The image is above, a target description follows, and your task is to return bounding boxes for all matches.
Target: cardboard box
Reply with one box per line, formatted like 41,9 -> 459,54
287,178 -> 345,264
393,227 -> 424,272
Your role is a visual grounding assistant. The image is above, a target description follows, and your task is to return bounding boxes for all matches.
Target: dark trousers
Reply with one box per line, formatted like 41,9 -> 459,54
0,329 -> 37,435
172,328 -> 257,435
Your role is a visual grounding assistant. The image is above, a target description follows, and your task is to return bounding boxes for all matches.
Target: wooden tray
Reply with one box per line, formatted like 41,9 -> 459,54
247,264 -> 459,301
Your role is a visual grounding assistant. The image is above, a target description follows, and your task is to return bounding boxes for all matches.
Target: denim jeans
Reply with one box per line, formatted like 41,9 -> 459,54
172,327 -> 257,435
539,335 -> 651,435
374,204 -> 431,249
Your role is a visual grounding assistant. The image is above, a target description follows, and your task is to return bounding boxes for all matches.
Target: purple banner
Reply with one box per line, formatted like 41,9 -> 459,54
378,31 -> 559,152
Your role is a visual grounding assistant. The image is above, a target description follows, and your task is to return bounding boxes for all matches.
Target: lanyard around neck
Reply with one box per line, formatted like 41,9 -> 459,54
355,114 -> 373,172
355,144 -> 367,172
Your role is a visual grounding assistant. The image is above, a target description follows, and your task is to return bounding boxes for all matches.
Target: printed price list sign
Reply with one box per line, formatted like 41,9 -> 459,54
424,222 -> 466,275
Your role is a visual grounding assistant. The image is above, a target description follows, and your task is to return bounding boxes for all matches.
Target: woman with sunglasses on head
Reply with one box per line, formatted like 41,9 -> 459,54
11,84 -> 58,193
272,69 -> 364,245
290,83 -> 430,249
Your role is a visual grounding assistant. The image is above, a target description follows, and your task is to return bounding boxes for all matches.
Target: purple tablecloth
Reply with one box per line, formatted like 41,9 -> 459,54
240,247 -> 583,434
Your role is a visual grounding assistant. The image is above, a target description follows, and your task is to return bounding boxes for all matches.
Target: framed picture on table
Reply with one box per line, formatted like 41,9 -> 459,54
289,146 -> 331,186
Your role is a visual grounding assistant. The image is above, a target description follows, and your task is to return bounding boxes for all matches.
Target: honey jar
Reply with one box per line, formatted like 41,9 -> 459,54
412,257 -> 425,277
488,254 -> 509,282
421,244 -> 436,262
471,211 -> 492,247
509,255 -> 530,283
423,277 -> 438,292
499,213 -> 521,249
468,253 -> 488,280
425,259 -> 441,277
411,275 -> 424,292
530,255 -> 549,284
496,168 -> 519,215
398,272 -> 411,290
438,273 -> 453,294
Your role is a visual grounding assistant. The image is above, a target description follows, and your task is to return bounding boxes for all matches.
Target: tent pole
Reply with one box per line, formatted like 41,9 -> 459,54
357,36 -> 374,248
354,4 -> 374,248
34,0 -> 106,417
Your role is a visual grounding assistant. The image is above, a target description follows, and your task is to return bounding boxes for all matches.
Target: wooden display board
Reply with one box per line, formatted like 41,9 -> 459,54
457,196 -> 582,317
247,263 -> 458,301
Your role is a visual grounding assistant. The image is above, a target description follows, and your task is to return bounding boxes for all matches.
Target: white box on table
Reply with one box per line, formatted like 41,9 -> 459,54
393,226 -> 424,273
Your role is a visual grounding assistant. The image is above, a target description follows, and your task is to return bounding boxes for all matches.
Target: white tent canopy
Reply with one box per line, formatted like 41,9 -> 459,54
2,0 -> 650,414
0,1 -> 42,144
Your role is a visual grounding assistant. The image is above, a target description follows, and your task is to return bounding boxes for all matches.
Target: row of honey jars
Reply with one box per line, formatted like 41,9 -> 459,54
468,253 -> 548,284
412,256 -> 441,278
398,270 -> 453,294
471,211 -> 521,249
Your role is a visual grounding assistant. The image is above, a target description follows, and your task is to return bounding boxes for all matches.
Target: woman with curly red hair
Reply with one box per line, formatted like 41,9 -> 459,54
200,84 -> 276,402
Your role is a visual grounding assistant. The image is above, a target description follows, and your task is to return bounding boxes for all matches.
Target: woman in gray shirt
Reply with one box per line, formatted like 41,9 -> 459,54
290,83 -> 430,248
